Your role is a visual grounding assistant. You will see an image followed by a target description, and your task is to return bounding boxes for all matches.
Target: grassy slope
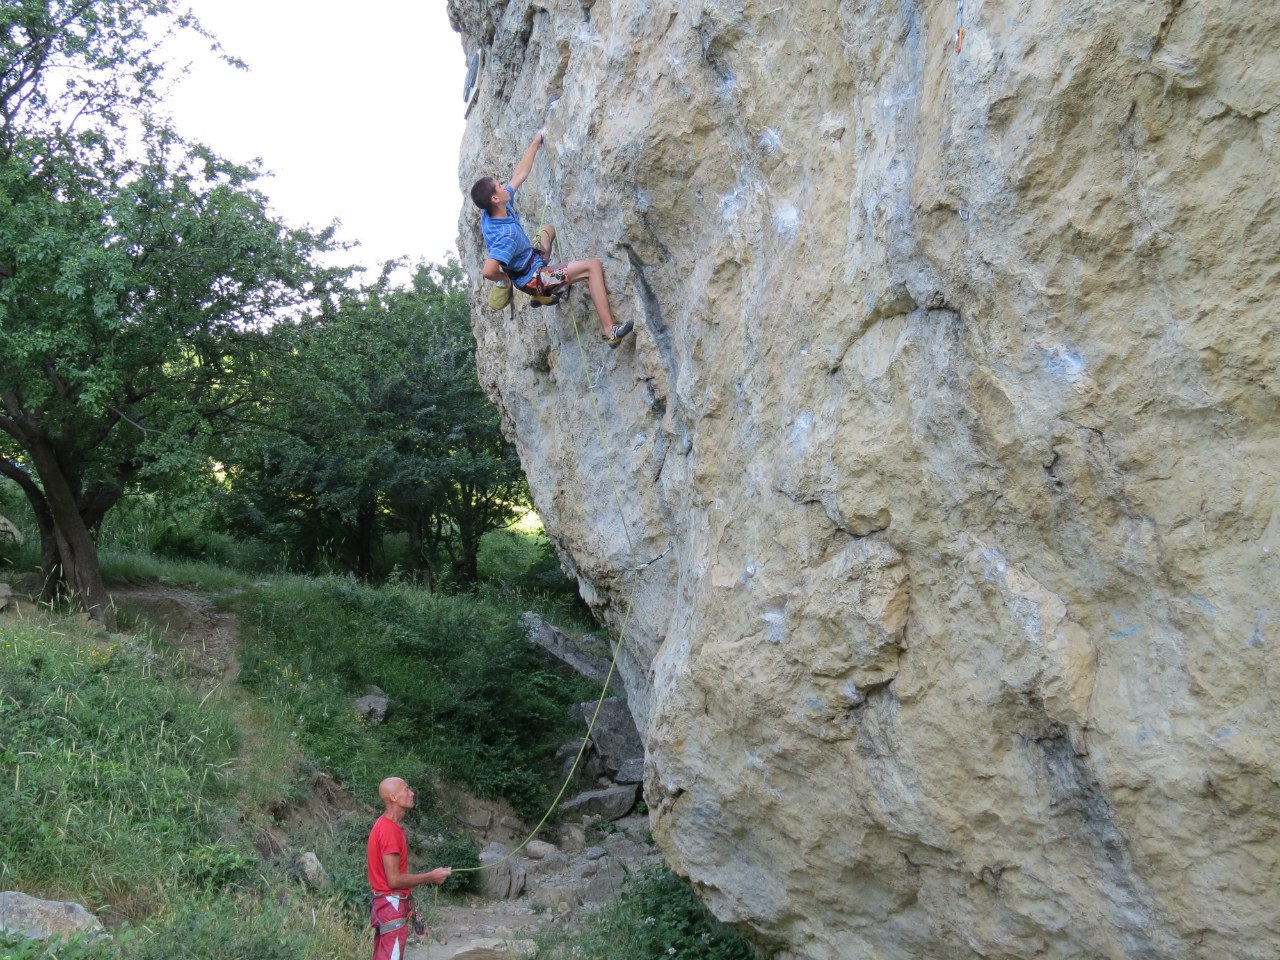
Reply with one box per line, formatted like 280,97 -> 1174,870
0,517 -> 752,960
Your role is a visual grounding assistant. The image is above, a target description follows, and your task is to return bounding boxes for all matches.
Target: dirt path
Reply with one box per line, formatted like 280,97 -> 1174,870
111,583 -> 241,685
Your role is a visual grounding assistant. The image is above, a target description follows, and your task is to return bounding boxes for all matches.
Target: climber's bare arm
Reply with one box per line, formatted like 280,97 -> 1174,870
508,132 -> 544,190
482,259 -> 506,283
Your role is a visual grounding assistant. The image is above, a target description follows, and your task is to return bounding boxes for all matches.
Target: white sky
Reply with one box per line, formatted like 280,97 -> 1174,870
161,0 -> 468,276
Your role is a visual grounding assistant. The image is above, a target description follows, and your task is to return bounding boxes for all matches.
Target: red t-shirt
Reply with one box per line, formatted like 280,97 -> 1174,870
367,815 -> 410,896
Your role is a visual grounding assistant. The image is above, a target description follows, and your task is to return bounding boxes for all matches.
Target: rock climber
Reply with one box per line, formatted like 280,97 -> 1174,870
367,776 -> 452,960
470,131 -> 634,347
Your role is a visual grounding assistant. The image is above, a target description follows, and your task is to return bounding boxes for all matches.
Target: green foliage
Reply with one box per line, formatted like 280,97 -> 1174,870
0,612 -> 371,959
0,893 -> 356,960
419,826 -> 482,893
0,930 -> 118,960
216,261 -> 526,587
125,895 -> 309,960
0,1 -> 232,146
238,575 -> 599,818
539,868 -> 757,960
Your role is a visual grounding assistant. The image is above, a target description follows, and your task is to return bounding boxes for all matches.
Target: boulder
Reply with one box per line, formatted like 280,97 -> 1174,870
0,515 -> 22,543
0,582 -> 11,613
573,698 -> 643,776
355,686 -> 389,725
612,758 -> 644,785
556,823 -> 587,854
478,843 -> 526,900
0,891 -> 104,942
453,0 -> 1280,955
521,611 -> 612,683
557,785 -> 638,822
554,740 -> 604,783
523,839 -> 558,860
297,852 -> 330,890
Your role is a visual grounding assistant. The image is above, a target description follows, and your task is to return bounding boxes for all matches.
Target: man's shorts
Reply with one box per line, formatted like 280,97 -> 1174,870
520,264 -> 568,299
370,895 -> 409,960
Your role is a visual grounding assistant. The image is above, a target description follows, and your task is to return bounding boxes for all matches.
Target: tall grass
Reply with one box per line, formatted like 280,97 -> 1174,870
237,575 -> 601,819
0,612 -> 374,958
0,619 -> 240,915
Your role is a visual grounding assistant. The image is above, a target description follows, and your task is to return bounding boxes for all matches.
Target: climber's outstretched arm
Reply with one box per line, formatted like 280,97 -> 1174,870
508,131 -> 544,190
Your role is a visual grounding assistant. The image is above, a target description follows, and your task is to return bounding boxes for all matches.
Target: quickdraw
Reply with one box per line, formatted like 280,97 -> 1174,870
955,0 -> 964,52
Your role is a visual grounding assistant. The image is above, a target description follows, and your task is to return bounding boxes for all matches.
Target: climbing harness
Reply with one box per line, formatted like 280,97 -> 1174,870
955,0 -> 964,52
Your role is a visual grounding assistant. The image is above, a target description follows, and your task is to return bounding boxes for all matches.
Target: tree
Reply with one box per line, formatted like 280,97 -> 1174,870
0,128 -> 336,624
0,3 -> 340,625
1,0 -> 234,148
218,261 -> 527,587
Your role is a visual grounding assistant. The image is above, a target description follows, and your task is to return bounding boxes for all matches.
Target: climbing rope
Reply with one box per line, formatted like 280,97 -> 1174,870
444,185 -> 647,886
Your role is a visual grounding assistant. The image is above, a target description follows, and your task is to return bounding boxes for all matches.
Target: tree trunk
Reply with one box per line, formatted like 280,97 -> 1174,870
354,499 -> 376,582
454,512 -> 481,587
25,438 -> 115,628
404,511 -> 435,591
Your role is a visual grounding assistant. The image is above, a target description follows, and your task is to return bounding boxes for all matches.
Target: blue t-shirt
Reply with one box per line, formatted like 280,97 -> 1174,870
481,184 -> 542,287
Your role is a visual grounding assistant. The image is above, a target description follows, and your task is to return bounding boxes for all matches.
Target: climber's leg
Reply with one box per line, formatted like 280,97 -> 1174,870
561,258 -> 623,337
537,224 -> 556,260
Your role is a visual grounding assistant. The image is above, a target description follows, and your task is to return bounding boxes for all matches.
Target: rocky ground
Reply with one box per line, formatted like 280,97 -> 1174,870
417,812 -> 661,960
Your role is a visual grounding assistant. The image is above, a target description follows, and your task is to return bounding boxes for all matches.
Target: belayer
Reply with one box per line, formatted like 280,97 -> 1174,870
470,131 -> 635,347
367,776 -> 452,960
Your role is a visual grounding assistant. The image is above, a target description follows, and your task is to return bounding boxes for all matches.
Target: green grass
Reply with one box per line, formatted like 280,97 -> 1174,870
100,549 -> 259,592
0,618 -> 241,915
0,613 -> 368,958
237,574 -> 601,819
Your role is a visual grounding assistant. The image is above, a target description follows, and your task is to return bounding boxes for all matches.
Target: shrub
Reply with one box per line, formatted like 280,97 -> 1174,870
238,576 -> 600,818
152,525 -> 238,566
538,868 -> 757,960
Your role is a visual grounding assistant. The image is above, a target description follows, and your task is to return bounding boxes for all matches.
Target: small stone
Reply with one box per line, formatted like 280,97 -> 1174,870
584,846 -> 607,860
524,839 -> 558,860
298,851 -> 330,889
355,691 -> 389,725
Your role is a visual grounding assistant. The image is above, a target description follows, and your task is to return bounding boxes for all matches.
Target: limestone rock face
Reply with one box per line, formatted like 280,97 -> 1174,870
449,0 -> 1280,957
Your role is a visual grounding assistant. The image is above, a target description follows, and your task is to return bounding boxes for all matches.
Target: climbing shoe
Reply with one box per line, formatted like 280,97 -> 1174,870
604,320 -> 635,347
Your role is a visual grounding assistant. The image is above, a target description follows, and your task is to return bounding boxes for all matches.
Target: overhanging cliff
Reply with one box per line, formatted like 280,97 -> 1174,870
449,0 -> 1279,957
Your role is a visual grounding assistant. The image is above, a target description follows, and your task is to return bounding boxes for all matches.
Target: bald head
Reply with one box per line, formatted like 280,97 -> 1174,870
378,777 -> 406,805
